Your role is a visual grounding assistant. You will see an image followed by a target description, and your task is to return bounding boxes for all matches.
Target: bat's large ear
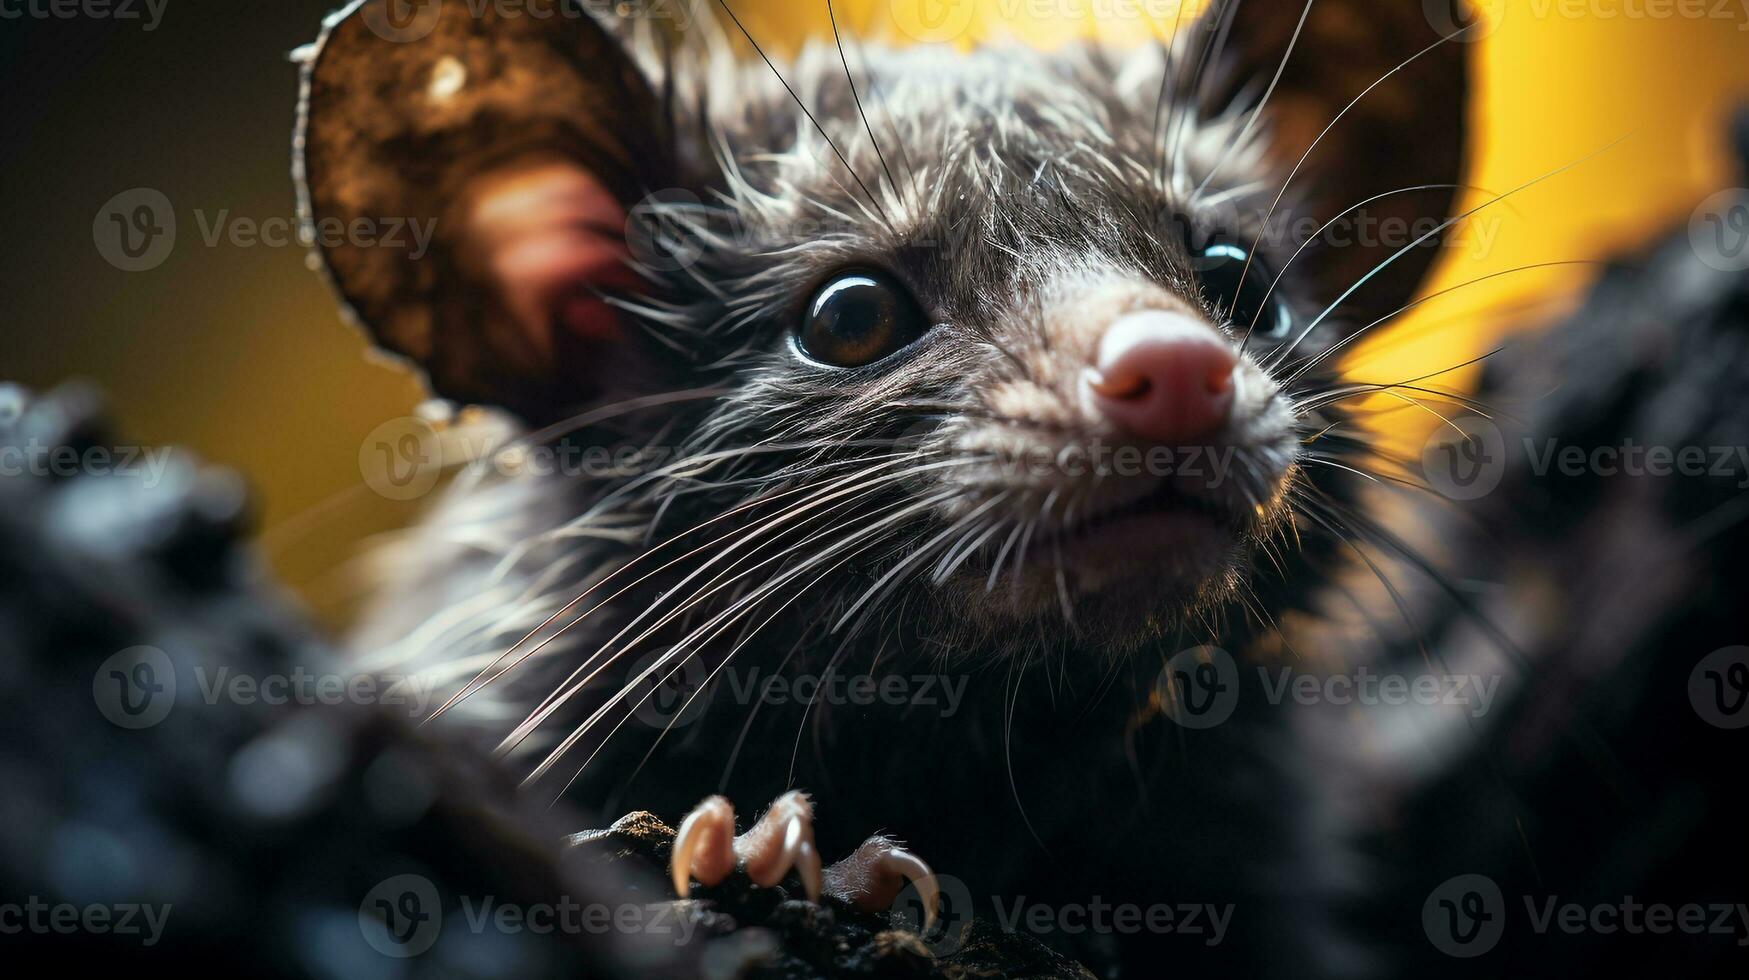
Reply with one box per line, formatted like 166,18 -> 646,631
1198,0 -> 1471,330
296,0 -> 677,423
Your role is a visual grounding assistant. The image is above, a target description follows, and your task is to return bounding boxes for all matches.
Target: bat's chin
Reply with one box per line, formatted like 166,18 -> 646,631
936,480 -> 1275,648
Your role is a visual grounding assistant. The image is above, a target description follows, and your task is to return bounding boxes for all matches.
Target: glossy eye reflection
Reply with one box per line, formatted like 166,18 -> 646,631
796,270 -> 930,367
1197,242 -> 1293,341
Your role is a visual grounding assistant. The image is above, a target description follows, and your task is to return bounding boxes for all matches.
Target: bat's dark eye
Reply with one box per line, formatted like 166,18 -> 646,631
1196,242 -> 1293,341
796,270 -> 930,367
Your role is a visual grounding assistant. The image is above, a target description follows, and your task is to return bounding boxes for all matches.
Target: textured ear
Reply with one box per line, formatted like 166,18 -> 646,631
295,0 -> 676,422
1200,0 -> 1471,329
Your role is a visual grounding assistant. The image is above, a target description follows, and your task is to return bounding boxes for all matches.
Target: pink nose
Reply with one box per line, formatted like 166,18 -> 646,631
1084,311 -> 1236,444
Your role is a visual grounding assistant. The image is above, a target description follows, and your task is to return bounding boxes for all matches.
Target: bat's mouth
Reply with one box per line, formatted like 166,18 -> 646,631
926,461 -> 1284,636
1020,480 -> 1252,593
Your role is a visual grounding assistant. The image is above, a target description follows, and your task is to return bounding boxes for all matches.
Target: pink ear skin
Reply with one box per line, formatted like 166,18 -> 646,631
458,157 -> 647,361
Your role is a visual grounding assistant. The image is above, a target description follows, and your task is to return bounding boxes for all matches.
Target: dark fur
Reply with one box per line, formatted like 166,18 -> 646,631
312,2 -> 1472,975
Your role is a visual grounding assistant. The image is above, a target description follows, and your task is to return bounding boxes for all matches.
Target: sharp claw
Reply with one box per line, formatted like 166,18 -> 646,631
669,823 -> 696,898
669,791 -> 837,908
880,847 -> 939,932
745,798 -> 811,889
781,812 -> 806,866
670,796 -> 735,898
796,837 -> 823,903
821,838 -> 941,932
741,791 -> 815,889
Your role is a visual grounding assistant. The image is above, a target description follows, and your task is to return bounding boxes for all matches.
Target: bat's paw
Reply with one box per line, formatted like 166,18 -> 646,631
822,834 -> 940,931
671,791 -> 820,900
669,791 -> 938,928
